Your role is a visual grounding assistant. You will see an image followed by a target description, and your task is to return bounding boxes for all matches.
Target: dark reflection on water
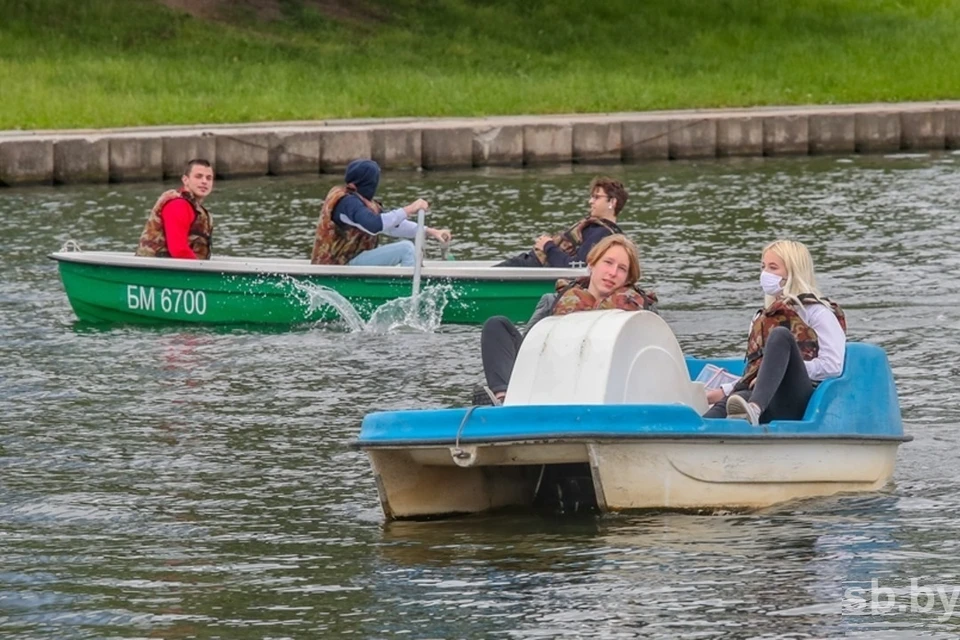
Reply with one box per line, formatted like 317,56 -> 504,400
2,154 -> 960,638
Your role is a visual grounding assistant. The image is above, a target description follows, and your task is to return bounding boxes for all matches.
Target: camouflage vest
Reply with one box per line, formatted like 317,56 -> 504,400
311,186 -> 383,265
134,189 -> 213,260
736,294 -> 847,391
533,216 -> 623,265
551,276 -> 658,316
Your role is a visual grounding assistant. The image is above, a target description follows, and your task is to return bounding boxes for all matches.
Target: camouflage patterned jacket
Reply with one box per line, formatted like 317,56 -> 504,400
311,186 -> 383,265
533,216 -> 623,265
135,189 -> 212,259
550,276 -> 659,317
735,294 -> 847,392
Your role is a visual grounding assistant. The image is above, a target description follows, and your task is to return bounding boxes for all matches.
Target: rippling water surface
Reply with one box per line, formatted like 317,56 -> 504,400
2,155 -> 960,638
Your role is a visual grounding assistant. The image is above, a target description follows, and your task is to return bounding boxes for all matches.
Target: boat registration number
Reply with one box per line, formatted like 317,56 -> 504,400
127,285 -> 207,316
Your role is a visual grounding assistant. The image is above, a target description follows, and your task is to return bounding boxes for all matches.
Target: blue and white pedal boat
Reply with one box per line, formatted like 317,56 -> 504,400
353,311 -> 911,520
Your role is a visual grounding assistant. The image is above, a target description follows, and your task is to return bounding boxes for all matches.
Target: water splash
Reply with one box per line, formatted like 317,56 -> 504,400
287,279 -> 453,333
365,284 -> 454,333
291,282 -> 367,331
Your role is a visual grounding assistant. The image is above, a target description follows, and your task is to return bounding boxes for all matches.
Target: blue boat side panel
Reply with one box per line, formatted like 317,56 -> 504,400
770,342 -> 904,436
360,404 -> 755,445
356,343 -> 906,446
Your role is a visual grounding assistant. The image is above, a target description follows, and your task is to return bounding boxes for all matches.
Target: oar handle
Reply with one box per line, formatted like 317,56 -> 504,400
411,208 -> 426,301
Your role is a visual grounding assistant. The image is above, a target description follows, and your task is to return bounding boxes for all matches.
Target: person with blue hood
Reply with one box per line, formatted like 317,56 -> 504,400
311,159 -> 451,266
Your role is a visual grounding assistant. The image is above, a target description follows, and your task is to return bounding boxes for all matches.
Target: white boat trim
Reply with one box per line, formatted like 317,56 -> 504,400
49,250 -> 587,281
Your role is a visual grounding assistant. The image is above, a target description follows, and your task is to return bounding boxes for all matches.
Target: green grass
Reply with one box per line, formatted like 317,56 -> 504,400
1,0 -> 960,129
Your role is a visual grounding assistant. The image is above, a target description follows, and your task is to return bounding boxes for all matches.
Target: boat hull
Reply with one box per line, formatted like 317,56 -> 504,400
354,341 -> 910,520
52,251 -> 575,326
364,437 -> 902,519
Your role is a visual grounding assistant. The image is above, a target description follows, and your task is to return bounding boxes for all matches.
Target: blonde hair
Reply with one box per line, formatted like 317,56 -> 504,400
762,239 -> 825,308
587,234 -> 641,285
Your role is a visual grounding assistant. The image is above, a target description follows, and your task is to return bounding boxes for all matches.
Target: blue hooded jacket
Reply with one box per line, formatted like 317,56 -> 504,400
332,159 -> 397,235
345,158 -> 380,200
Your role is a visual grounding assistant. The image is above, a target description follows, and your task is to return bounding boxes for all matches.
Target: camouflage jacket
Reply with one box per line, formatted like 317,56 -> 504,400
735,294 -> 847,392
311,186 -> 382,265
532,216 -> 622,265
135,189 -> 212,259
550,276 -> 659,317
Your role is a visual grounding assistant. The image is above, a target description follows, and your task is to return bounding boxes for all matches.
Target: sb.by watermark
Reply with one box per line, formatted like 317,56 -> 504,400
842,578 -> 960,621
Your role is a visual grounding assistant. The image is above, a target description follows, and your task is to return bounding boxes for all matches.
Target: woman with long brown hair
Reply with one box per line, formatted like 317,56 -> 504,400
477,234 -> 658,405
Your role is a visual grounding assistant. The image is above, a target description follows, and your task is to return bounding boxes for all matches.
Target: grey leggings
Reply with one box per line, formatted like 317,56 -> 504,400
704,326 -> 815,423
481,316 -> 525,394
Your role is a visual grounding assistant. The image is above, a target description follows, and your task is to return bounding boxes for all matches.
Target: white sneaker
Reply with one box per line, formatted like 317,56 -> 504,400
485,386 -> 503,407
726,395 -> 761,426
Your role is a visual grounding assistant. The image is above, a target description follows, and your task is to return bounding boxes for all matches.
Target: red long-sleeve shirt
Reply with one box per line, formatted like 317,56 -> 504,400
160,199 -> 199,259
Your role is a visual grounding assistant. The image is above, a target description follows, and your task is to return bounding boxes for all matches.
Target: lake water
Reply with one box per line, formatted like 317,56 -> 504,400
2,154 -> 959,638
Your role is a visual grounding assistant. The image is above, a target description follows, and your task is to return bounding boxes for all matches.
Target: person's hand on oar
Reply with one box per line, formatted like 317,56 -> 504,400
428,228 -> 452,243
402,201 -> 449,244
428,228 -> 453,260
402,198 -> 431,216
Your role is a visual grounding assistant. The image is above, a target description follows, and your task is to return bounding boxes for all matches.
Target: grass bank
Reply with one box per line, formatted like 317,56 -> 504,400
2,0 -> 960,130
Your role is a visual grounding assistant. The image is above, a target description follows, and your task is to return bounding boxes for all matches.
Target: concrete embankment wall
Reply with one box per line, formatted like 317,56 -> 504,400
2,102 -> 959,186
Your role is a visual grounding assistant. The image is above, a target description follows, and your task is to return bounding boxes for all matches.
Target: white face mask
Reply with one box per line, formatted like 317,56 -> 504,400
760,270 -> 784,295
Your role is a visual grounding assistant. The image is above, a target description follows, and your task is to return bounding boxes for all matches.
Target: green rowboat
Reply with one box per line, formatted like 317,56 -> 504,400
50,249 -> 584,326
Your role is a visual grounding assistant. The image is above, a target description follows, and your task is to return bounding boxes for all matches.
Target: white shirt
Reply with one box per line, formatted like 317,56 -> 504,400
796,302 -> 846,381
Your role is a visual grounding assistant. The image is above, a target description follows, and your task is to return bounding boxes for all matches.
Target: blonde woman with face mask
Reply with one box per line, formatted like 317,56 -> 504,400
703,240 -> 847,425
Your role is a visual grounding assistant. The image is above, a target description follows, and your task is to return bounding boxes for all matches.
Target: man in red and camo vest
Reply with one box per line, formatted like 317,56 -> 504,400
135,159 -> 214,260
495,176 -> 628,268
